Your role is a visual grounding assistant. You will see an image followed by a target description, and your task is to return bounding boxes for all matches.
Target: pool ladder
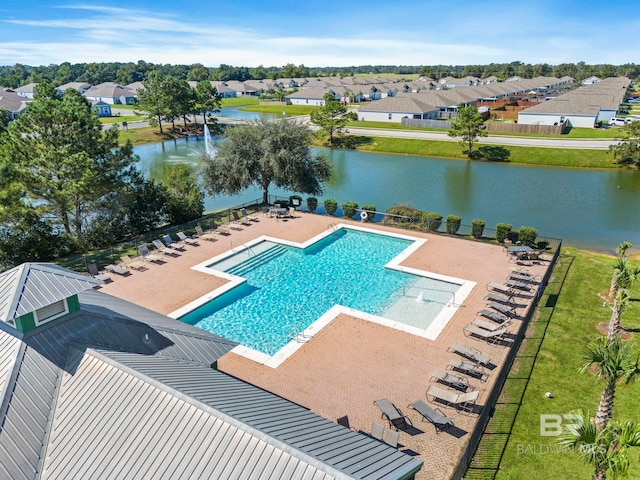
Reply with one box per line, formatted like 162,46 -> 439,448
327,222 -> 340,234
288,324 -> 312,343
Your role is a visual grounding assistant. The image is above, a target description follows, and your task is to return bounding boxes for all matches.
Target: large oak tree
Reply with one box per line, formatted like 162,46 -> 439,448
201,119 -> 331,204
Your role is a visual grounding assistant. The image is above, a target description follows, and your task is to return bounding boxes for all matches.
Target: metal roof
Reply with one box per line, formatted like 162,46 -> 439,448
0,263 -> 99,324
0,264 -> 422,480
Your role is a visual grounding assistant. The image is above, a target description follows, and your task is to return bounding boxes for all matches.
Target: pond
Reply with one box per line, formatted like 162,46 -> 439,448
217,106 -> 280,121
134,138 -> 640,252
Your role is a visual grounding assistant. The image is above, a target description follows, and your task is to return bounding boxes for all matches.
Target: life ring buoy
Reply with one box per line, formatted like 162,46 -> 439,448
360,211 -> 368,220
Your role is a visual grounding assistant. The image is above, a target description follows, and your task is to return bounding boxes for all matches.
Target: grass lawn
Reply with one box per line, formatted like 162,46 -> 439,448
350,136 -> 616,168
118,125 -> 188,146
221,97 -> 260,107
477,248 -> 640,479
240,104 -> 318,115
99,115 -> 146,124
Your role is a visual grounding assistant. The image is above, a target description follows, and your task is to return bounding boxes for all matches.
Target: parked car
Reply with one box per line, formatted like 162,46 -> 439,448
628,98 -> 640,103
609,117 -> 627,126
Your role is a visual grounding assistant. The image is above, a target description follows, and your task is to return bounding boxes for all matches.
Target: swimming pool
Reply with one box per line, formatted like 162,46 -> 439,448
178,227 -> 471,360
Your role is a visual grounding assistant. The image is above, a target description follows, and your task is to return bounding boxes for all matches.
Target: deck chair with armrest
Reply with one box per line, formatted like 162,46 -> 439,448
120,255 -> 145,271
104,264 -> 130,276
177,231 -> 199,246
486,282 -> 515,297
409,400 -> 455,433
471,317 -> 510,332
478,308 -> 510,324
240,208 -> 259,222
447,359 -> 488,381
447,344 -> 491,366
210,220 -> 231,236
484,292 -> 515,305
504,279 -> 533,292
162,234 -> 186,251
430,371 -> 469,391
194,225 -> 218,242
487,301 -> 517,316
232,210 -> 252,226
508,272 -> 540,283
464,323 -> 510,344
87,263 -> 111,283
152,239 -> 181,257
374,398 -> 411,431
138,244 -> 163,263
426,385 -> 480,413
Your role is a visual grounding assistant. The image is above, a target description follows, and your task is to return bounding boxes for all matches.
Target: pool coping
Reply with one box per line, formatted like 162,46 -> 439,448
168,224 -> 476,368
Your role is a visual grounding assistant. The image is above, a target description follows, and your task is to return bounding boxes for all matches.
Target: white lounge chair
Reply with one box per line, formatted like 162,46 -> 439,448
486,282 -> 515,297
447,359 -> 488,381
430,371 -> 469,391
464,323 -> 509,344
152,239 -> 181,256
448,344 -> 491,366
138,244 -> 163,263
471,317 -> 509,332
120,255 -> 145,270
162,234 -> 186,251
87,263 -> 111,283
484,292 -> 515,305
194,225 -> 218,242
240,208 -> 259,222
104,264 -> 129,276
177,231 -> 199,246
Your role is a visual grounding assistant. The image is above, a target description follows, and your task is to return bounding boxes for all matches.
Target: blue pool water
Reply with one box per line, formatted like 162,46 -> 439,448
180,229 -> 459,355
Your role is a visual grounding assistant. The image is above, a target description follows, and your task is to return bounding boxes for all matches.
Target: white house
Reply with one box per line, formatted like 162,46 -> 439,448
83,82 -> 137,105
55,82 -> 92,94
357,96 -> 439,122
14,82 -> 38,99
285,88 -> 338,106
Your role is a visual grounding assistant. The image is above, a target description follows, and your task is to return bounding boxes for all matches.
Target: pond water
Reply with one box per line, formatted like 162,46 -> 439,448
217,106 -> 280,121
134,138 -> 640,252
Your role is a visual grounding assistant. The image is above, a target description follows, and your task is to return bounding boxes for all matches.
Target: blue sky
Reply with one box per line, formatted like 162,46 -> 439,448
0,1 -> 637,67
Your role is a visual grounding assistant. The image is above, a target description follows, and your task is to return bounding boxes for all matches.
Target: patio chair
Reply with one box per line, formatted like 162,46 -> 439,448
487,301 -> 517,316
87,263 -> 111,283
374,398 -> 411,431
104,264 -> 130,276
210,220 -> 231,235
371,421 -> 384,440
447,359 -> 487,381
138,244 -> 163,263
464,323 -> 509,344
504,279 -> 532,292
194,225 -> 218,242
426,385 -> 480,413
336,415 -> 357,431
383,428 -> 399,448
430,371 -> 469,391
486,282 -> 515,297
120,255 -> 145,271
232,210 -> 252,226
177,231 -> 199,246
484,292 -> 515,305
152,239 -> 181,257
508,272 -> 540,283
409,400 -> 454,433
471,317 -> 510,332
162,234 -> 186,251
478,308 -> 510,324
448,344 -> 491,366
240,207 -> 259,222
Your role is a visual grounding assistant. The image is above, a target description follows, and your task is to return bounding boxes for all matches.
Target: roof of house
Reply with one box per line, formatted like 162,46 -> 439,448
14,82 -> 38,93
0,264 -> 422,480
84,82 -> 136,99
0,90 -> 29,114
358,95 -> 438,114
55,82 -> 92,92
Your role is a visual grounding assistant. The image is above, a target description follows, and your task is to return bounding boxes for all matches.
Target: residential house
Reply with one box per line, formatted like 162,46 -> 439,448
357,95 -> 439,122
14,82 -> 38,99
55,82 -> 92,94
0,263 -> 423,480
90,99 -> 112,117
0,89 -> 29,119
83,82 -> 137,104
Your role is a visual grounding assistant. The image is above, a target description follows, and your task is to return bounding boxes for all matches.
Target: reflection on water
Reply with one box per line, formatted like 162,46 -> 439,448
134,138 -> 640,252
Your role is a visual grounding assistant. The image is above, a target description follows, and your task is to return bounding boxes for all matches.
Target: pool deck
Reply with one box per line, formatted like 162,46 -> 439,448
98,212 -> 549,480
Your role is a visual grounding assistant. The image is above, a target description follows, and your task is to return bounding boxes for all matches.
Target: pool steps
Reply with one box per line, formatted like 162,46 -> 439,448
225,245 -> 288,276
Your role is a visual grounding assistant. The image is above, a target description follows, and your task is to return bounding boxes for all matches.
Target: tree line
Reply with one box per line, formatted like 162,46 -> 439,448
1,60 -> 639,89
0,83 -> 206,269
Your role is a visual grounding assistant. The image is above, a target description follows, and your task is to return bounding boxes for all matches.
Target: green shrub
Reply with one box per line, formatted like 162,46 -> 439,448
471,219 -> 486,239
446,215 -> 461,235
384,204 -> 427,226
361,204 -> 376,222
324,198 -> 338,215
426,213 -> 443,232
342,201 -> 358,219
518,226 -> 539,246
306,197 -> 318,213
496,223 -> 512,243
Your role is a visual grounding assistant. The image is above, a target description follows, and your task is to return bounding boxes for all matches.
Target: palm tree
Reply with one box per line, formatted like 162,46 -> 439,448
607,242 -> 640,340
558,410 -> 640,480
579,337 -> 640,431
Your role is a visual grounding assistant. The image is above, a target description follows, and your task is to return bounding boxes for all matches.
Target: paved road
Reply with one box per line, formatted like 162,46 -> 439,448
345,127 -> 617,149
109,111 -> 618,150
